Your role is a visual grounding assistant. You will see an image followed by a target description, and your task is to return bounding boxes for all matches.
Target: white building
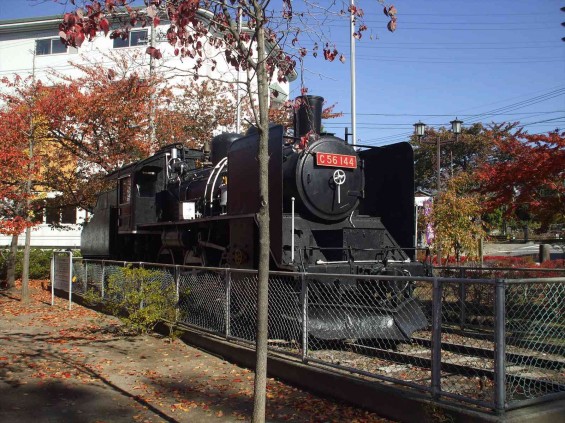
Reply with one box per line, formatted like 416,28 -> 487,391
0,12 -> 293,248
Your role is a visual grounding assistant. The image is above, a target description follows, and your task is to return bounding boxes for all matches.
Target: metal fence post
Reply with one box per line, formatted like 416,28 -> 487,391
175,265 -> 180,323
51,254 -> 55,306
68,251 -> 73,310
225,268 -> 231,339
300,273 -> 309,363
431,277 -> 443,399
84,260 -> 88,293
136,262 -> 144,310
494,278 -> 507,414
459,267 -> 466,329
101,261 -> 105,300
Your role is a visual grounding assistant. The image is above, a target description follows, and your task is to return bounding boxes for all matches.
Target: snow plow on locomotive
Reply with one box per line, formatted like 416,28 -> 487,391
81,95 -> 429,340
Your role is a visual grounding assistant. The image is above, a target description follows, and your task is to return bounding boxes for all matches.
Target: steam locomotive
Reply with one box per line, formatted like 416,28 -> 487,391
82,95 -> 428,340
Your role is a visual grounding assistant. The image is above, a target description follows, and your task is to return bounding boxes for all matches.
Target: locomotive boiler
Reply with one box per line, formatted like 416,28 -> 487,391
82,95 -> 428,340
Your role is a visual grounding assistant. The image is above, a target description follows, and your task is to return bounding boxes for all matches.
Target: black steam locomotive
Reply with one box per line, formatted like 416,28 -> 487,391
82,95 -> 428,340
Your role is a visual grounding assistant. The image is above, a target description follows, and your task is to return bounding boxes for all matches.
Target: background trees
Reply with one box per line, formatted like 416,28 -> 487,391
156,80 -> 245,148
413,123 -> 493,192
422,174 -> 486,263
476,127 -> 565,234
0,76 -> 52,294
414,120 -> 564,258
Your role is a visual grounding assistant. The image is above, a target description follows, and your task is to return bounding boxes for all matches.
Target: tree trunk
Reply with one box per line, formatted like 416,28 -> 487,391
21,226 -> 31,303
252,14 -> 270,423
4,235 -> 18,290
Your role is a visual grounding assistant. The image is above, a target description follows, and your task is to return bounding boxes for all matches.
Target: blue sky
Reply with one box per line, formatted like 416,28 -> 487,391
1,0 -> 564,146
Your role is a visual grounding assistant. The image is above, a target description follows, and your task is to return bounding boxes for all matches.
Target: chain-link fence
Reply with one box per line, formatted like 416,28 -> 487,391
52,257 -> 565,414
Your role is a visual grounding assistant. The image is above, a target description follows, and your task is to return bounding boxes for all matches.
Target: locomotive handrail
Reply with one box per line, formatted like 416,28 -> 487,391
203,156 -> 228,214
302,246 -> 409,252
315,259 -> 411,264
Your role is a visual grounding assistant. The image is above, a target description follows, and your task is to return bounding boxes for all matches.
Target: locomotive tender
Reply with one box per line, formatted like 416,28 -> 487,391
82,95 -> 428,340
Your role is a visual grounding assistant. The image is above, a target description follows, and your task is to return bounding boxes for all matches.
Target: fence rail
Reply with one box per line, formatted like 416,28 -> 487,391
51,254 -> 565,415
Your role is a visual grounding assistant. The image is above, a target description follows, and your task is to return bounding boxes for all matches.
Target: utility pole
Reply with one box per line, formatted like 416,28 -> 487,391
350,0 -> 357,147
148,17 -> 157,150
235,8 -> 242,134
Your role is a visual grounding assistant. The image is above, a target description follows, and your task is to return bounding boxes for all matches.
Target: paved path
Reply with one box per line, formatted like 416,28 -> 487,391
484,242 -> 564,259
0,280 -> 390,423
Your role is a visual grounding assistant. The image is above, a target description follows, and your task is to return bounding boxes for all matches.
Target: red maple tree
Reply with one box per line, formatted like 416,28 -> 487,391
0,76 -> 52,292
476,127 -> 565,232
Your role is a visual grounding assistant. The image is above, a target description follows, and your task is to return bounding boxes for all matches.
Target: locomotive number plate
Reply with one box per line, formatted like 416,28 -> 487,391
316,152 -> 357,169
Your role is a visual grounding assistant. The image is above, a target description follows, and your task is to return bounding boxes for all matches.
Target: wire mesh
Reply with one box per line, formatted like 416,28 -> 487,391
505,280 -> 565,404
137,264 -> 177,319
265,274 -> 303,356
85,262 -> 104,297
102,263 -> 127,302
56,258 -> 565,412
229,271 -> 258,343
71,258 -> 86,294
177,268 -> 227,335
304,274 -> 433,389
438,280 -> 496,405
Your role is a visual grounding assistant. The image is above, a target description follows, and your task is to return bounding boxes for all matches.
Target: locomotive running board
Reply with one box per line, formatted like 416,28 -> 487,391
303,299 -> 428,341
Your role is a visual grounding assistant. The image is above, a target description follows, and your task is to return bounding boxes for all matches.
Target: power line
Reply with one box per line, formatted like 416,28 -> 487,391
335,111 -> 564,117
356,57 -> 564,64
464,88 -> 565,124
452,84 -> 565,114
353,88 -> 565,145
334,45 -> 561,51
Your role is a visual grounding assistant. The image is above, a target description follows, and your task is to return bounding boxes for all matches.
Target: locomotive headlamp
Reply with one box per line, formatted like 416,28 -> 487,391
413,121 -> 426,139
450,118 -> 463,135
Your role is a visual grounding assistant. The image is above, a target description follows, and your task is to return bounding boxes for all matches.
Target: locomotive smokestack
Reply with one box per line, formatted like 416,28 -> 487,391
294,95 -> 324,137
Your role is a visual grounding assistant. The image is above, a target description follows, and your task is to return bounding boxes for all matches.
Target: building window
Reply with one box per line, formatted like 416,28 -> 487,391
44,199 -> 77,225
45,205 -> 60,225
35,38 -> 74,55
61,206 -> 77,224
113,29 -> 148,49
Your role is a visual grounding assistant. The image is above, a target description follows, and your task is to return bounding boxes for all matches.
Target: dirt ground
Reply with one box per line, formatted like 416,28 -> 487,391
0,280 -> 391,423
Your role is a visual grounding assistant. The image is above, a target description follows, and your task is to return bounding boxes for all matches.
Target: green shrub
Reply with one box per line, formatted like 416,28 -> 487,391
104,266 -> 177,333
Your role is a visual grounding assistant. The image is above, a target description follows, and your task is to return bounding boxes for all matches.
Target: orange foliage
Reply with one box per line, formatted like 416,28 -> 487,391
477,128 -> 565,231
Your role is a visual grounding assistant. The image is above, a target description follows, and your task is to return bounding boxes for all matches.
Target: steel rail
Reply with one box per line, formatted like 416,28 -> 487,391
411,337 -> 565,371
344,342 -> 565,395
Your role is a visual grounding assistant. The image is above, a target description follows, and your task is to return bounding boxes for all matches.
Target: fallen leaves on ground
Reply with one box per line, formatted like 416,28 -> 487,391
1,280 -> 392,422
